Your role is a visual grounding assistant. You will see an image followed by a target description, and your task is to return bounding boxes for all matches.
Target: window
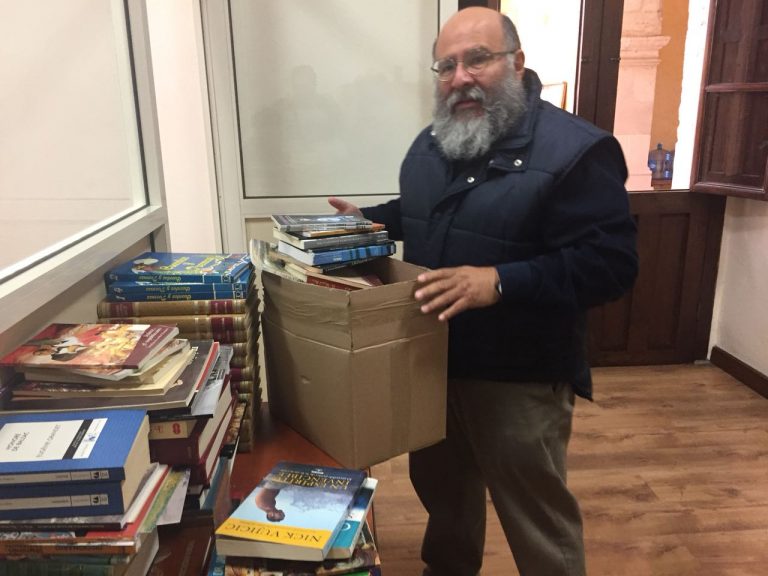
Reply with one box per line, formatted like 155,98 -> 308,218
693,0 -> 768,199
0,0 -> 168,336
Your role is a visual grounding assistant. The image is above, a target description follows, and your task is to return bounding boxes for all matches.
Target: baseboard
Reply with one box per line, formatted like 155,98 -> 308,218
710,346 -> 768,399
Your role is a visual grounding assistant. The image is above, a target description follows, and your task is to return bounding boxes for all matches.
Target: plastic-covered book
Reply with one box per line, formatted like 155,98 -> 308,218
105,252 -> 251,285
271,214 -> 373,233
215,461 -> 366,561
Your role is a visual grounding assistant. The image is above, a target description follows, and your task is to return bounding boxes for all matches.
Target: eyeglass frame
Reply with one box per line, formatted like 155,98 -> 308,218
430,48 -> 518,82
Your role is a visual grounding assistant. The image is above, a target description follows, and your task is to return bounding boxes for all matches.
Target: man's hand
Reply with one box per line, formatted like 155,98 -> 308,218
415,266 -> 500,321
328,197 -> 363,217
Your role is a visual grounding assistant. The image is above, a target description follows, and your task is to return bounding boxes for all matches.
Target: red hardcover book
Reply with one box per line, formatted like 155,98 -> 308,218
188,401 -> 236,486
149,383 -> 234,464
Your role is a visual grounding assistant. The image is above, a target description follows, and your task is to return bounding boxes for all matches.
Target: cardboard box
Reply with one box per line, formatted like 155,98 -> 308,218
261,258 -> 448,469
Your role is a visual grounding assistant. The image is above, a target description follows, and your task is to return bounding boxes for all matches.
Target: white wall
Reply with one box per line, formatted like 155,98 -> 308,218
146,0 -> 220,252
709,199 -> 768,375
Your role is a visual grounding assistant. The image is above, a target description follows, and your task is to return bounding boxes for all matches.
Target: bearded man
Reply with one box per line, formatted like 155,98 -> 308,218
330,7 -> 637,576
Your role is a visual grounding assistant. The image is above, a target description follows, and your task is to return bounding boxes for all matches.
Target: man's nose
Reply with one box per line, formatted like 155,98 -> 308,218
450,62 -> 475,89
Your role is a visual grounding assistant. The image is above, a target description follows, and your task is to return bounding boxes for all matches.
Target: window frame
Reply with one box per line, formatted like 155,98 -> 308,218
691,0 -> 768,200
0,0 -> 169,337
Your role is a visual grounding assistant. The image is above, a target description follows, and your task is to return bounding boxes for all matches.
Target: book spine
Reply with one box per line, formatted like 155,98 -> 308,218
107,283 -> 250,298
177,329 -> 249,344
0,560 -> 124,575
0,468 -> 120,487
301,231 -> 389,250
97,299 -> 248,317
0,484 -> 127,520
148,438 -> 202,465
305,276 -> 360,291
148,418 -> 198,440
0,540 -> 137,557
100,315 -> 249,332
105,270 -> 246,285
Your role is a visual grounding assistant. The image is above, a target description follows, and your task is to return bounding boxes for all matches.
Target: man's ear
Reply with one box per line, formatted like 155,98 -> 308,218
514,50 -> 525,78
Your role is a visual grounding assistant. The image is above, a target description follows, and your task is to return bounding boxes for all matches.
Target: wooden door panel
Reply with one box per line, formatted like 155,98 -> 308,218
589,191 -> 725,366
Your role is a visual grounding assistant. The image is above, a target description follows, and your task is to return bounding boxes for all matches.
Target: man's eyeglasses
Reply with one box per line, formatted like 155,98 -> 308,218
430,49 -> 516,82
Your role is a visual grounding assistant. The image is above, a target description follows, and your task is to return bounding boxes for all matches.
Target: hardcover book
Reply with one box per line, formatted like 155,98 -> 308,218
0,323 -> 179,370
0,409 -> 149,487
106,279 -> 250,300
97,298 -> 249,318
98,314 -> 250,333
215,461 -> 366,561
276,241 -> 396,267
104,252 -> 251,285
271,214 -> 373,233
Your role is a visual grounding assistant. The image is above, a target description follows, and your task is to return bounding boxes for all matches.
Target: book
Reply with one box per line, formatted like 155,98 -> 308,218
187,401 -> 235,486
271,214 -> 373,233
276,241 -> 396,267
104,252 -> 251,285
150,515 -> 215,576
295,222 -> 385,238
99,314 -> 250,333
20,340 -> 193,386
0,409 -> 149,487
0,528 -> 160,576
149,383 -> 234,464
0,464 -> 170,556
106,280 -> 251,301
283,262 -> 383,291
265,243 -> 384,274
273,229 -> 390,252
97,298 -> 249,317
0,323 -> 179,370
215,461 -> 367,561
219,521 -> 381,575
327,477 -> 378,559
4,341 -> 218,415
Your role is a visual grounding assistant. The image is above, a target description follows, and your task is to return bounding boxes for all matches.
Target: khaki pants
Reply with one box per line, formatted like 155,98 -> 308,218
410,378 -> 586,576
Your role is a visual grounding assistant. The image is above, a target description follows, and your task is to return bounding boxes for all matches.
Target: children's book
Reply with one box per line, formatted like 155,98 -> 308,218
271,214 -> 373,233
104,252 -> 251,285
276,241 -> 396,267
0,409 -> 149,487
0,323 -> 179,370
215,461 -> 367,561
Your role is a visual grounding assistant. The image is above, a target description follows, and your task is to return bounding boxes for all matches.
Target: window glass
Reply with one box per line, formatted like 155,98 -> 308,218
0,0 -> 146,279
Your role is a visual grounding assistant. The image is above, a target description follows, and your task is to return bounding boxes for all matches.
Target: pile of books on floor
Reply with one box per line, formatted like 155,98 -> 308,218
264,214 -> 395,291
211,460 -> 381,575
0,408 -> 173,574
101,251 -> 262,452
0,322 -> 241,537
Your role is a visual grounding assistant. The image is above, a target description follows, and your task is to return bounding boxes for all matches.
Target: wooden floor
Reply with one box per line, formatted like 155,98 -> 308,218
370,364 -> 768,575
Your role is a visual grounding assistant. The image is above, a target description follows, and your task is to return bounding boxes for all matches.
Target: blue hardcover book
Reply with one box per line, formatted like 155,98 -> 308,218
215,461 -> 367,561
0,409 -> 149,486
276,240 -> 396,266
106,281 -> 250,301
105,252 -> 251,285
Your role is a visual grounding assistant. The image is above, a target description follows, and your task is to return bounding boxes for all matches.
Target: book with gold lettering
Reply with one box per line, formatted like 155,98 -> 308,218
215,461 -> 366,561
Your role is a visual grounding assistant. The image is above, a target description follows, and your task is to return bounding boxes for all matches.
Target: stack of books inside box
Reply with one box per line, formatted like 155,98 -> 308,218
211,460 -> 381,575
100,252 -> 262,453
261,214 -> 395,290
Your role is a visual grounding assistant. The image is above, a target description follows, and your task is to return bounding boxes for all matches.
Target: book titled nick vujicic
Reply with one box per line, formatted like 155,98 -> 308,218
215,461 -> 366,561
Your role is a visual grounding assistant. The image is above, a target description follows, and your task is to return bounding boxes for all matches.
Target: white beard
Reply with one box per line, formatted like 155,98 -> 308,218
432,69 -> 527,161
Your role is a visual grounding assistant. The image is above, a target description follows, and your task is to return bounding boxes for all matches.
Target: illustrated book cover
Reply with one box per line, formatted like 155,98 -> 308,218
104,252 -> 251,285
215,461 -> 367,561
0,323 -> 179,370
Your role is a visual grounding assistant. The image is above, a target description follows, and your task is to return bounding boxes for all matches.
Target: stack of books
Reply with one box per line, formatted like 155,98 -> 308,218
268,214 -> 395,291
0,409 -> 172,574
212,461 -> 381,575
100,252 -> 262,453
